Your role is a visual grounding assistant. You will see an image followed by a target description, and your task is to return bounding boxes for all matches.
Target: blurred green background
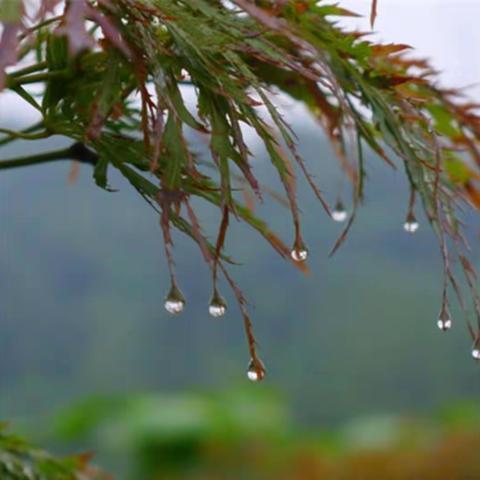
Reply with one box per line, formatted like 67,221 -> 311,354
1,117 -> 480,478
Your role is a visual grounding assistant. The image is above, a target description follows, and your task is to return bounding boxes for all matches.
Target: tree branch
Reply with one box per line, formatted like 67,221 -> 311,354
0,142 -> 98,170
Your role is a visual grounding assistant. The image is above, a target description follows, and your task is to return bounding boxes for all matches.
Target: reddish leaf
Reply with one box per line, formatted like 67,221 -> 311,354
0,23 -> 20,90
329,211 -> 357,257
56,0 -> 93,55
372,43 -> 412,57
87,7 -> 132,58
370,0 -> 378,28
335,8 -> 361,18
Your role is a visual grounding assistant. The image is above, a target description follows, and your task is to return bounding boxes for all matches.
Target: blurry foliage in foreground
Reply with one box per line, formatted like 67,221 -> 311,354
0,424 -> 106,480
6,390 -> 478,480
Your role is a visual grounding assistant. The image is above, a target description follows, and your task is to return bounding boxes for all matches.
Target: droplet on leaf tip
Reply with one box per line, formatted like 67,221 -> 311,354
437,318 -> 452,331
208,291 -> 227,318
404,221 -> 419,233
290,243 -> 308,262
209,303 -> 226,317
437,306 -> 452,332
332,200 -> 348,223
164,284 -> 186,315
472,348 -> 480,360
247,358 -> 266,382
404,212 -> 419,233
164,299 -> 185,315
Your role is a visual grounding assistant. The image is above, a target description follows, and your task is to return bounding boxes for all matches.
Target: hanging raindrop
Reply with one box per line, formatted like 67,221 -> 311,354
291,248 -> 308,262
437,318 -> 452,332
164,283 -> 186,315
472,348 -> 480,360
437,305 -> 452,332
208,290 -> 227,317
403,212 -> 419,233
209,302 -> 226,317
332,200 -> 348,223
247,357 -> 266,382
291,239 -> 308,262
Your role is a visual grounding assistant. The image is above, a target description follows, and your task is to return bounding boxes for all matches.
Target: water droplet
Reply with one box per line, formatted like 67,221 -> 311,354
247,358 -> 266,382
437,306 -> 452,331
332,200 -> 348,223
291,248 -> 308,262
164,284 -> 186,315
164,298 -> 185,314
164,299 -> 185,314
404,213 -> 419,233
209,303 -> 226,317
209,291 -> 227,317
404,221 -> 419,233
472,348 -> 480,360
290,242 -> 308,262
437,318 -> 452,331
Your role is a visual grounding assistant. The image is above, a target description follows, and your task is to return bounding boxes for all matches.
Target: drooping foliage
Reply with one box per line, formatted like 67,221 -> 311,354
1,0 -> 480,377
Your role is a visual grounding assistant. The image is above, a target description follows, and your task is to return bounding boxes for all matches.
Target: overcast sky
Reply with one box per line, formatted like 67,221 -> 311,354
340,0 -> 480,94
1,1 -> 479,126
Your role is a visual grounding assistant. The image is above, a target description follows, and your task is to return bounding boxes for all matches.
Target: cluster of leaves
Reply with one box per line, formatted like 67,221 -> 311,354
0,423 -> 106,480
1,0 -> 480,376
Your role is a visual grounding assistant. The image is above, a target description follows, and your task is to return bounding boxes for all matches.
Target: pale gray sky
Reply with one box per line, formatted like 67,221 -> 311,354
340,0 -> 480,93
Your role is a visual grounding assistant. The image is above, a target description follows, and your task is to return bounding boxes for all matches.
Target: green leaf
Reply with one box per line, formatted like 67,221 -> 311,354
93,155 -> 110,190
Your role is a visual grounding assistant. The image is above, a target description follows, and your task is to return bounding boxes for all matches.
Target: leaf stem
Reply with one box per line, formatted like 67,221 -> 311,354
0,122 -> 44,147
7,70 -> 68,87
19,16 -> 62,41
9,62 -> 49,78
0,149 -> 73,170
0,128 -> 50,141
